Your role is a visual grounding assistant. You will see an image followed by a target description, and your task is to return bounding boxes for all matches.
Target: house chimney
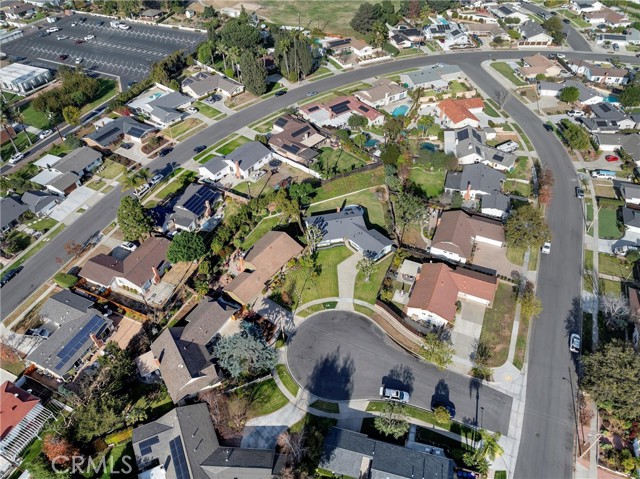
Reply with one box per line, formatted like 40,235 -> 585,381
152,266 -> 161,284
234,161 -> 241,179
89,334 -> 104,349
204,200 -> 212,218
464,181 -> 472,201
336,206 -> 341,213
239,256 -> 245,271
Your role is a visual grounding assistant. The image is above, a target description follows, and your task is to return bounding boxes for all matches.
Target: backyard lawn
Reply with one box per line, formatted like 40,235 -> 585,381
503,179 -> 530,197
242,215 -> 282,249
307,190 -> 387,229
216,136 -> 251,155
506,156 -> 530,181
598,207 -> 623,239
314,166 -> 385,202
408,167 -> 446,197
491,62 -> 526,87
19,103 -> 50,129
316,147 -> 367,174
195,102 -> 224,119
354,254 -> 393,304
479,282 -> 517,367
233,174 -> 271,197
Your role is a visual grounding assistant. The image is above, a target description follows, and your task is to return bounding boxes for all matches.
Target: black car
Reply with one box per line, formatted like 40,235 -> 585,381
193,145 -> 207,153
576,187 -> 585,198
159,147 -> 173,157
127,81 -> 138,88
563,18 -> 570,24
274,90 -> 287,97
1,266 -> 23,287
543,123 -> 554,132
121,142 -> 133,150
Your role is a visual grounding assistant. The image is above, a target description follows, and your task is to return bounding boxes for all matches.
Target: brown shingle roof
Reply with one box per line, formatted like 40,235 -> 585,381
431,210 -> 504,259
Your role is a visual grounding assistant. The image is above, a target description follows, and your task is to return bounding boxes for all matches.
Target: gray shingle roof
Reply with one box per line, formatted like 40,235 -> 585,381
49,172 -> 80,192
182,71 -> 243,97
0,196 -> 27,229
445,163 -> 506,194
614,180 -> 640,200
590,103 -> 626,121
54,147 -> 102,175
85,117 -> 154,147
481,192 -> 511,212
180,297 -> 235,344
401,64 -> 462,88
519,20 -> 548,40
39,290 -> 95,326
623,207 -> 640,228
224,141 -> 271,172
20,190 -> 58,215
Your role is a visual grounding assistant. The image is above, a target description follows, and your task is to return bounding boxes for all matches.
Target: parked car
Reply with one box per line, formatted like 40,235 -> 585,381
39,129 -> 52,139
380,387 -> 410,403
591,169 -> 615,179
186,106 -> 198,114
431,399 -> 455,418
612,43 -> 619,51
541,241 -> 551,254
71,22 -> 77,26
75,58 -> 82,64
563,18 -> 570,23
456,470 -> 476,479
605,155 -> 619,162
149,173 -> 163,186
193,145 -> 207,153
127,81 -> 138,88
121,241 -> 138,251
306,91 -> 318,97
0,266 -> 23,287
46,27 -> 59,33
40,31 -> 49,37
84,35 -> 95,40
275,90 -> 287,97
120,142 -> 133,150
59,54 -> 68,60
569,333 -> 581,353
556,53 -> 566,59
575,187 -> 584,199
613,244 -> 639,256
27,328 -> 51,339
134,184 -> 150,198
56,35 -> 69,40
158,147 -> 173,157
567,110 -> 584,117
75,39 -> 84,44
8,153 -> 24,165
543,123 -> 554,132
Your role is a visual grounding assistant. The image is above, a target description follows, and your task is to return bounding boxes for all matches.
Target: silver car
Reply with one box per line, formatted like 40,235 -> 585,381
380,386 -> 410,403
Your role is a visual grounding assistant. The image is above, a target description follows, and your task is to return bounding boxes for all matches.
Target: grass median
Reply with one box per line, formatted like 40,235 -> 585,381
276,364 -> 299,397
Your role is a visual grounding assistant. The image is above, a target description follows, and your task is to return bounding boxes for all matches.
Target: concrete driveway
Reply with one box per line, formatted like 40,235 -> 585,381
50,186 -> 101,223
287,310 -> 512,434
472,244 -> 518,277
451,301 -> 487,363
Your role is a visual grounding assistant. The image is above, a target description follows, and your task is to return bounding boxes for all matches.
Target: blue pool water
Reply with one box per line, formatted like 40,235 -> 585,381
148,92 -> 163,100
439,17 -> 449,25
364,139 -> 379,148
603,95 -> 619,103
421,142 -> 438,152
392,105 -> 409,117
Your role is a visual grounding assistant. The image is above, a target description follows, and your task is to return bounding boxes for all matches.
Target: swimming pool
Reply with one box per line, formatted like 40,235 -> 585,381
364,139 -> 379,148
392,105 -> 409,117
438,17 -> 449,25
421,142 -> 438,152
603,94 -> 619,103
148,92 -> 163,100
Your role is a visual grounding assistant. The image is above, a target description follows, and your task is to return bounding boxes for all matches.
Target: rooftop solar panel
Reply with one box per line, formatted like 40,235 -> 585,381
127,126 -> 146,138
291,126 -> 309,138
283,144 -> 301,154
358,105 -> 370,113
169,437 -> 190,479
458,129 -> 470,141
274,117 -> 288,128
139,436 -> 160,456
55,316 -> 105,370
308,106 -> 320,112
180,186 -> 218,215
331,102 -> 350,115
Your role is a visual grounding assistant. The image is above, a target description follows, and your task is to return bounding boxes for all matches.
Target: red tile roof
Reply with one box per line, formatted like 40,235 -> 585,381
437,98 -> 484,125
0,381 -> 40,440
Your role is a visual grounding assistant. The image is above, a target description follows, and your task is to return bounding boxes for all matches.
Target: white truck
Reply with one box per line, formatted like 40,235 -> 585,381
379,387 -> 410,403
110,20 -> 121,28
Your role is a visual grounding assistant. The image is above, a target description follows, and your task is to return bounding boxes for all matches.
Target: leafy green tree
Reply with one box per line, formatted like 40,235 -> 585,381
167,231 -> 207,263
433,406 -> 452,426
519,283 -> 543,320
383,117 -> 404,142
420,332 -> 454,370
353,133 -> 367,149
305,224 -> 323,253
582,340 -> 640,421
202,5 -> 216,17
71,395 -> 126,442
356,256 -> 377,282
116,196 -> 154,242
559,86 -> 579,103
619,84 -> 640,107
542,16 -> 564,44
220,18 -> 261,50
374,401 -> 410,439
289,182 -> 316,205
505,204 -> 550,249
393,191 -> 424,242
197,41 -> 214,64
213,325 -> 277,379
62,105 -> 80,126
559,119 -> 590,151
125,406 -> 148,426
348,114 -> 367,129
350,2 -> 383,34
194,278 -> 210,298
463,429 -> 503,472
239,52 -> 267,95
380,143 -> 401,165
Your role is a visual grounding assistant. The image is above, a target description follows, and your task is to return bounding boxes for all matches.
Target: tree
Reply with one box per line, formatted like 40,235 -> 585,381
393,192 -> 424,241
26,455 -> 71,479
125,406 -> 148,426
599,294 -> 630,330
495,87 -> 510,109
202,5 -> 216,17
582,340 -> 640,422
505,204 -> 551,249
116,196 -> 154,241
197,41 -> 214,64
380,143 -> 401,165
213,324 -> 277,379
350,2 -> 383,34
417,114 -> 434,138
289,182 -> 316,204
374,401 -> 410,439
433,406 -> 452,427
420,331 -> 454,370
194,278 -> 209,298
370,20 -> 389,48
538,167 -> 554,206
348,114 -> 367,130
619,84 -> 640,108
220,18 -> 261,50
305,224 -> 323,254
353,133 -> 367,149
559,86 -> 580,104
167,231 -> 207,263
42,434 -> 80,465
542,16 -> 564,44
519,286 -> 543,320
464,429 -> 504,470
277,432 -> 307,466
383,116 -> 404,142
559,119 -> 590,152
53,273 -> 78,288
356,256 -> 376,282
238,52 -> 267,95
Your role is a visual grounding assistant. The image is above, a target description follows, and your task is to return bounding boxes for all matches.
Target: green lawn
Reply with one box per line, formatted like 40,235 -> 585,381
449,80 -> 470,93
276,364 -> 299,397
279,246 -> 353,307
408,167 -> 446,198
86,179 -> 106,190
513,313 -> 529,370
491,62 -> 526,87
599,278 -> 623,295
97,160 -> 126,179
558,9 -> 590,27
248,378 -> 289,417
316,147 -> 367,175
307,190 -> 387,229
506,156 -> 530,180
354,254 -> 393,304
3,224 -> 64,275
29,217 -> 57,232
598,207 -> 623,239
195,101 -> 223,119
308,66 -> 334,81
233,174 -> 271,197
100,441 -> 134,478
315,166 -> 386,203
598,253 -> 633,279
194,134 -> 238,162
584,249 -> 594,271
242,215 -> 282,249
479,282 -> 517,367
328,57 -> 344,70
503,179 -> 530,197
310,399 -> 339,413
19,103 -> 50,129
216,136 -> 251,155
511,124 -> 534,151
162,118 -> 204,138
9,439 -> 42,479
156,171 -> 196,200
483,104 -> 500,118
298,301 -> 338,317
1,131 -> 38,159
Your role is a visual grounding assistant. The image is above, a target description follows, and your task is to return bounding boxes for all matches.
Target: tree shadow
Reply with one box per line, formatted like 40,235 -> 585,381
382,364 -> 415,394
468,376 -> 483,427
305,347 -> 355,401
564,296 -> 583,375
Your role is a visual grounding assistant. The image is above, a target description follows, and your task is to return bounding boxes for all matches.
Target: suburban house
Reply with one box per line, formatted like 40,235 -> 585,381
0,381 -> 55,467
30,147 -> 102,196
537,81 -> 603,105
444,164 -> 506,199
353,78 -> 408,108
224,141 -> 272,179
430,209 -> 505,263
319,427 -> 456,479
5,3 -> 36,19
39,289 -> 95,327
181,71 -> 244,99
149,298 -> 236,403
268,115 -> 327,165
444,126 -> 517,172
132,404 -> 285,478
55,147 -> 103,177
571,0 -> 603,13
198,156 -> 233,183
0,196 -> 27,236
595,133 -> 640,161
20,191 -> 58,217
0,63 -> 52,93
613,180 -> 640,205
436,98 -> 484,129
300,96 -> 385,127
33,153 -> 62,170
26,312 -> 112,380
30,170 -> 80,197
80,236 -> 170,294
517,53 -> 562,81
481,192 -> 511,219
517,21 -> 553,46
226,232 -> 302,305
423,21 -> 471,49
128,85 -> 193,127
400,63 -> 464,90
622,207 -> 640,233
581,103 -> 637,133
406,262 -> 497,326
461,22 -> 510,41
321,37 -> 379,58
490,4 -> 529,22
584,7 -> 631,26
84,116 -> 155,149
305,205 -> 395,261
164,183 -> 221,232
580,62 -> 629,86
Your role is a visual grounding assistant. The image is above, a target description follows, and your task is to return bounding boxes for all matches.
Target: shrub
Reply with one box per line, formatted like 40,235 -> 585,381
382,42 -> 399,56
53,273 -> 78,289
105,428 -> 133,445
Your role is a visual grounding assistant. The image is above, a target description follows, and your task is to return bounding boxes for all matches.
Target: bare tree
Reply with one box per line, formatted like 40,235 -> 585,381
277,431 -> 307,465
495,87 -> 510,109
305,225 -> 323,254
64,240 -> 83,258
199,389 -> 224,427
599,293 -> 630,329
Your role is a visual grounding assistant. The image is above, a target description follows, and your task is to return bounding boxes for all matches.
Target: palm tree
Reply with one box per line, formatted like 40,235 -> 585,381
216,41 -> 229,71
371,21 -> 388,48
277,33 -> 292,77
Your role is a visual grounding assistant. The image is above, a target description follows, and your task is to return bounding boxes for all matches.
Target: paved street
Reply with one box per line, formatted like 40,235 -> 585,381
287,311 -> 512,436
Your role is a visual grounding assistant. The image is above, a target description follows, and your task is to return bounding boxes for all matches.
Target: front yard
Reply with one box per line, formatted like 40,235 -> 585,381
478,282 -> 517,367
97,159 -> 127,180
216,136 -> 251,155
598,204 -> 623,240
491,62 -> 526,87
354,254 -> 393,304
598,253 -> 634,279
194,102 -> 224,119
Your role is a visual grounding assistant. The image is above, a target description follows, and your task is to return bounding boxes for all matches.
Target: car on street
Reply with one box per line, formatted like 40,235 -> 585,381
605,155 -> 619,162
133,184 -> 150,198
159,147 -> 173,157
121,241 -> 138,251
567,110 -> 584,117
8,153 -> 24,164
556,53 -> 566,59
39,129 -> 52,139
380,387 -> 410,403
541,241 -> 551,254
575,187 -> 584,198
455,470 -> 477,479
149,174 -> 163,186
275,90 -> 287,96
75,39 -> 85,44
46,27 -> 59,33
193,145 -> 207,153
71,22 -> 77,26
431,398 -> 456,418
569,333 -> 581,353
0,266 -> 23,287
56,35 -> 69,40
75,58 -> 82,64
59,54 -> 68,61
543,123 -> 554,132
127,81 -> 138,88
186,106 -> 198,114
306,91 -> 318,97
563,18 -> 570,23
84,35 -> 95,40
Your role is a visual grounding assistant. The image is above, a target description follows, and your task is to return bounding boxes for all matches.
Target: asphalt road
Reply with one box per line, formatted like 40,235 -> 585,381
2,16 -> 204,88
287,311 -> 513,435
519,3 -> 593,52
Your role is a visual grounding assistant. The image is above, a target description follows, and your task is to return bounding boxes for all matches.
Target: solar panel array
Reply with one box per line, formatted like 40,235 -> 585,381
55,316 -> 105,370
169,437 -> 190,479
128,126 -> 146,138
458,129 -> 469,141
358,105 -> 370,113
274,117 -> 288,128
308,106 -> 320,112
328,38 -> 350,48
139,436 -> 160,456
181,186 -> 218,216
291,126 -> 309,138
283,144 -> 301,154
331,101 -> 350,115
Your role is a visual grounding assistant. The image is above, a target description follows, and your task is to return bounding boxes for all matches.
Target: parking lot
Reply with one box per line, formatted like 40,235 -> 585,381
2,15 -> 205,88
